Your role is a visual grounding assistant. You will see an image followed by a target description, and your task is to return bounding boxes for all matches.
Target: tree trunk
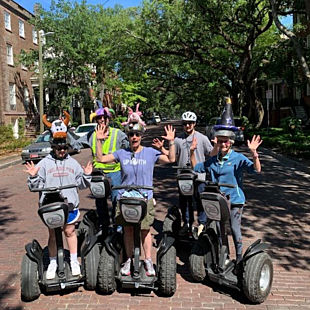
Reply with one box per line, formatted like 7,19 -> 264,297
270,0 -> 310,86
80,106 -> 85,124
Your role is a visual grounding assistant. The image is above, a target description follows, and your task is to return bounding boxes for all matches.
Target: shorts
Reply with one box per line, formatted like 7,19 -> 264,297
67,209 -> 80,224
115,198 -> 154,230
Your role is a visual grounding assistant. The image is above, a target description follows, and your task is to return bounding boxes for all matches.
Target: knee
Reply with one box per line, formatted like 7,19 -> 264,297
64,226 -> 76,238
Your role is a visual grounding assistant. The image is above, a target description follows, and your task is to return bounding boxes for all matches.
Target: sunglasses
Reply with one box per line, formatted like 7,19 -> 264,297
217,139 -> 230,144
53,144 -> 69,150
182,121 -> 195,126
96,115 -> 109,120
129,132 -> 142,137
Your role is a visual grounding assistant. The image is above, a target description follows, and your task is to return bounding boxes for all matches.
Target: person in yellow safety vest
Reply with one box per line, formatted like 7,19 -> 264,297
68,107 -> 129,232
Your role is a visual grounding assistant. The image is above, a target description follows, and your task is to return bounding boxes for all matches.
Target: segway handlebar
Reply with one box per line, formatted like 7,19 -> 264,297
30,184 -> 78,192
197,180 -> 236,188
112,185 -> 154,191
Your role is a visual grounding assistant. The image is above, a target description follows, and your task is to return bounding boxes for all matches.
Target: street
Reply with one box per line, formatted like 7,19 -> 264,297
0,121 -> 310,310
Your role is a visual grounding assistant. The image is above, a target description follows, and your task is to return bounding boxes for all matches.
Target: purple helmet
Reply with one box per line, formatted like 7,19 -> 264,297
95,107 -> 111,119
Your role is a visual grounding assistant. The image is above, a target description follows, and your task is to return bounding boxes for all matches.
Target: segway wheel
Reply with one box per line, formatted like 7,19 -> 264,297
189,243 -> 206,282
84,243 -> 100,290
97,246 -> 116,294
242,252 -> 273,304
21,254 -> 41,301
156,245 -> 177,297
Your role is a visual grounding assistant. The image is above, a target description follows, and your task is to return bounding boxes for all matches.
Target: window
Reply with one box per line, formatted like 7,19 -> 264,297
4,11 -> 11,30
6,44 -> 13,65
307,84 -> 310,96
32,28 -> 38,44
9,83 -> 16,110
19,20 -> 25,37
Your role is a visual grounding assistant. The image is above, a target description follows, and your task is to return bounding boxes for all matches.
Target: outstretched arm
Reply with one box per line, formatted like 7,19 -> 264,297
247,135 -> 262,173
158,125 -> 176,164
95,124 -> 116,163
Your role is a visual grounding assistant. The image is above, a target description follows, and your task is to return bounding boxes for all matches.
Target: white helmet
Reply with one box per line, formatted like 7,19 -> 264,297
181,111 -> 197,122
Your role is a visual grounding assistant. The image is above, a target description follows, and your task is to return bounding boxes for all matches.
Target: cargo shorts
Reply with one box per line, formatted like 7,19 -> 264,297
115,198 -> 155,230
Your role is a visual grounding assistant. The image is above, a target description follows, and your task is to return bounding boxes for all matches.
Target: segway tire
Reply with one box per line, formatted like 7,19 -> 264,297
242,252 -> 273,304
97,246 -> 116,294
21,254 -> 41,301
156,245 -> 177,297
189,243 -> 206,282
84,243 -> 100,290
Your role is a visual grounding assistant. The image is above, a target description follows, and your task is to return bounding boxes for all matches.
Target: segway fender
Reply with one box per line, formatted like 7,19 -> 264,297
25,240 -> 44,277
243,240 -> 270,262
104,233 -> 122,258
25,240 -> 43,264
157,232 -> 175,261
82,234 -> 99,257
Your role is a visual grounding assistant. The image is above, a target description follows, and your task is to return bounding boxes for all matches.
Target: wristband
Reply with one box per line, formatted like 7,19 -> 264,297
169,141 -> 175,146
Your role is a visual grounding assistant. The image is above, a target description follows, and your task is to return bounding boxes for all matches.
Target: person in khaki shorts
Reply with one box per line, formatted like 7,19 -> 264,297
95,117 -> 175,277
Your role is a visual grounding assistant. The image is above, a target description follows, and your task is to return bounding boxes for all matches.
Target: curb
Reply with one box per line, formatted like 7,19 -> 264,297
0,155 -> 23,170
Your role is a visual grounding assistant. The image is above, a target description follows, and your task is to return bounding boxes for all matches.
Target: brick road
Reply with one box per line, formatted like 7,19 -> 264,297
0,122 -> 310,310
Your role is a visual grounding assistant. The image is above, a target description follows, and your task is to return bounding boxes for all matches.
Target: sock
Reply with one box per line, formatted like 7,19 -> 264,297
70,253 -> 78,263
49,256 -> 57,265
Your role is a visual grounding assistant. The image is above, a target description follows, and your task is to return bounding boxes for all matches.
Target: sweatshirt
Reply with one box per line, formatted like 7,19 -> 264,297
27,153 -> 91,209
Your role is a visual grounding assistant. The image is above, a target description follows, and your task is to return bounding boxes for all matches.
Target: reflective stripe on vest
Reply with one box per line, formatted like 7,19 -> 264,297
92,128 -> 121,172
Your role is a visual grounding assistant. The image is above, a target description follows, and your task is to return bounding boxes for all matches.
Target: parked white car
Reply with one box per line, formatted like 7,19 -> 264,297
74,123 -> 97,137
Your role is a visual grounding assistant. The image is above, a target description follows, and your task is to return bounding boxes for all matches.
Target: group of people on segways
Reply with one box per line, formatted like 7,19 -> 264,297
22,97 -> 272,303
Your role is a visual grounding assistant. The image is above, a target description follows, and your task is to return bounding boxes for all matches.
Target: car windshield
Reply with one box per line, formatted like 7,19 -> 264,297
76,125 -> 96,133
35,133 -> 51,143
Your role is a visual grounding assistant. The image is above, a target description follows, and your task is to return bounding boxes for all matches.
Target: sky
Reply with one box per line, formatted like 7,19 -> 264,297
16,0 -> 142,14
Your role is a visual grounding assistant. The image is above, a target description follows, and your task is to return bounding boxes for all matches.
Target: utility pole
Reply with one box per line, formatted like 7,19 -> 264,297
38,29 -> 44,133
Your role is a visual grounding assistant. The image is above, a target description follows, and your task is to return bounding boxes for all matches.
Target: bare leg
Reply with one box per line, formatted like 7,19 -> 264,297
141,229 -> 152,259
48,228 -> 56,257
123,226 -> 134,259
63,224 -> 77,254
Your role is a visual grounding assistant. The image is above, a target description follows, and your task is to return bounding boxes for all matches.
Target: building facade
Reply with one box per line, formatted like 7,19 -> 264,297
0,0 -> 38,131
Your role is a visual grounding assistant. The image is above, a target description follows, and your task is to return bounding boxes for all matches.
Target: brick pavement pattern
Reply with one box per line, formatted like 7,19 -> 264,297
0,122 -> 310,310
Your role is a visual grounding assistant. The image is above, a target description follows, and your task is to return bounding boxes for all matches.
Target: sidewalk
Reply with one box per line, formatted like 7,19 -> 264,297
0,153 -> 23,170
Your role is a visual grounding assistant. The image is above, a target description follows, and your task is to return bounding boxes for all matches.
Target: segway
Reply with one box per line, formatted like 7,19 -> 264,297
96,185 -> 177,297
77,167 -> 113,290
21,184 -> 99,301
189,181 -> 273,304
175,165 -> 198,240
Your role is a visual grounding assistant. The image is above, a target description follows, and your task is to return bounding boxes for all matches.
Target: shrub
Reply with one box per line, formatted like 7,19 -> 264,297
0,125 -> 13,144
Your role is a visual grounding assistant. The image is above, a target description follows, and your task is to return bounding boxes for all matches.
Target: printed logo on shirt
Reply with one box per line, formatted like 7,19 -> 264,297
123,158 -> 146,166
47,166 -> 72,177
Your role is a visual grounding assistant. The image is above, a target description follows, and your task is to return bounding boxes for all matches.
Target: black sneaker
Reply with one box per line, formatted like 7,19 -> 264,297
179,224 -> 189,236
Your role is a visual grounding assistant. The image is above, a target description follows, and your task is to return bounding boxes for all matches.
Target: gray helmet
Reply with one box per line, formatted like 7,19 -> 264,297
214,129 -> 235,140
125,122 -> 146,133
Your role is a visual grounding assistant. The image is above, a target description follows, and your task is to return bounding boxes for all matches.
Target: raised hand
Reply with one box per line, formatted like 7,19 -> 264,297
82,161 -> 93,175
24,161 -> 40,177
211,136 -> 218,145
190,136 -> 198,152
161,125 -> 175,141
96,124 -> 109,140
247,135 -> 263,153
152,138 -> 164,149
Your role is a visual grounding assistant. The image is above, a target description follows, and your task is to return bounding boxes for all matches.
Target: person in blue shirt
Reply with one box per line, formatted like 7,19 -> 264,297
190,123 -> 262,264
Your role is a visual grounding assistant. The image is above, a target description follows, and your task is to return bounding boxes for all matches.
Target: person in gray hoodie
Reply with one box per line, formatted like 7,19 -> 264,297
25,119 -> 92,280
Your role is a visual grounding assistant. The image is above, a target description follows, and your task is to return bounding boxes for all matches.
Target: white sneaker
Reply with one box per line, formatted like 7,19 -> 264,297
71,260 -> 81,276
144,258 -> 155,277
120,258 -> 131,276
46,261 -> 57,280
197,224 -> 204,236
